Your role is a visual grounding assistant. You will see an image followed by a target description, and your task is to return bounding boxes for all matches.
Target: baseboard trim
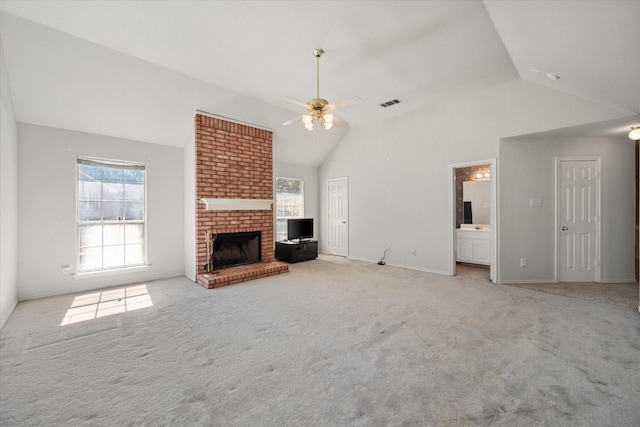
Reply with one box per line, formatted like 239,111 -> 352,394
388,263 -> 450,276
1,298 -> 18,330
497,279 -> 555,284
599,279 -> 637,284
347,256 -> 450,276
500,279 -> 636,284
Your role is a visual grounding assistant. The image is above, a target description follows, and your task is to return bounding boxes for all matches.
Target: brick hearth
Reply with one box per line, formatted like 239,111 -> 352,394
196,261 -> 289,289
194,114 -> 288,288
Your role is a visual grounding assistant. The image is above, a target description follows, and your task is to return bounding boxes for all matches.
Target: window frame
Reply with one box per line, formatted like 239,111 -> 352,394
275,177 -> 305,242
76,156 -> 148,274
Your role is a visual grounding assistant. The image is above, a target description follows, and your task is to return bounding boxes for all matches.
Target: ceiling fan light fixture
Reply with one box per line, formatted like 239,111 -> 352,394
302,114 -> 313,125
322,113 -> 334,130
302,114 -> 314,131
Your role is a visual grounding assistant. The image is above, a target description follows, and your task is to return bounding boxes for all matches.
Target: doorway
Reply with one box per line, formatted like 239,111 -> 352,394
555,157 -> 601,282
449,159 -> 497,282
327,177 -> 349,257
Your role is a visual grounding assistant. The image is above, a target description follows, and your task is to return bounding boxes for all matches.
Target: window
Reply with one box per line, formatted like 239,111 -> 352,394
275,177 -> 304,242
77,158 -> 146,273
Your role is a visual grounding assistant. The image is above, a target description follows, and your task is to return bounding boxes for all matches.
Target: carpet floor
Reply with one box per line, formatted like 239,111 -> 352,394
503,281 -> 639,309
1,255 -> 639,426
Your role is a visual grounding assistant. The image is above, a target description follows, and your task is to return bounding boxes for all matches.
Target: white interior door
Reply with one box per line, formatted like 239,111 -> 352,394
328,177 -> 348,257
558,159 -> 599,282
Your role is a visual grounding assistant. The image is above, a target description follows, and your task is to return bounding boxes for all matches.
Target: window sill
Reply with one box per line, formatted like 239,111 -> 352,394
73,265 -> 151,280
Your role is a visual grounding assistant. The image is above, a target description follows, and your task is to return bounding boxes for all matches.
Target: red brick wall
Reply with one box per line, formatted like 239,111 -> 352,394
195,114 -> 274,274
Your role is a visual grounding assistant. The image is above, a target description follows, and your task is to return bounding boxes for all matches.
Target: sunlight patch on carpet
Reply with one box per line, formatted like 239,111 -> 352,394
61,284 -> 153,326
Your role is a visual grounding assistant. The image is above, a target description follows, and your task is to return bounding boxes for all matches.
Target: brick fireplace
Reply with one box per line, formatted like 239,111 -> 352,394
195,114 -> 288,288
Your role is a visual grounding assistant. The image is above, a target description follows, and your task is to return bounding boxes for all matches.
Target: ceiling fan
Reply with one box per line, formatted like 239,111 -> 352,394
283,48 -> 361,131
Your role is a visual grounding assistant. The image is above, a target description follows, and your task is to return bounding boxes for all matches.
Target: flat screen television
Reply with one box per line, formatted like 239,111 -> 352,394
287,218 -> 313,241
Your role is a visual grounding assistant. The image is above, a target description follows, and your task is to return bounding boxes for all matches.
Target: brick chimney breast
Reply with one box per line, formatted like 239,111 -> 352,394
194,114 -> 287,288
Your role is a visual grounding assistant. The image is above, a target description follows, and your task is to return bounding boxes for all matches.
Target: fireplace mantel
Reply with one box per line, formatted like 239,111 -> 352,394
200,198 -> 273,211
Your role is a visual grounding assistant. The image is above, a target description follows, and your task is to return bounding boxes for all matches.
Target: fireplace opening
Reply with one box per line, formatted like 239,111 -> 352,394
211,231 -> 261,270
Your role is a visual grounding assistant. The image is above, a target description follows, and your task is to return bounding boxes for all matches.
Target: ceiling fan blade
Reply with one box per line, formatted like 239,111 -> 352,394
284,96 -> 311,110
282,115 -> 304,126
333,115 -> 350,127
327,96 -> 362,111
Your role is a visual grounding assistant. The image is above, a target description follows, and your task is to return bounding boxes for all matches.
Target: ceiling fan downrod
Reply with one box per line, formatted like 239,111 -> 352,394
314,48 -> 323,100
308,48 -> 330,126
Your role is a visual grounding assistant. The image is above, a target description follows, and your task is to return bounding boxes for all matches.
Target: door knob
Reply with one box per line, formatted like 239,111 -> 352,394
342,221 -> 347,224
561,226 -> 568,231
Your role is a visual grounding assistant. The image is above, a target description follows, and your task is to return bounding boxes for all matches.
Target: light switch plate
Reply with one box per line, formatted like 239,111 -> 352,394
530,198 -> 542,207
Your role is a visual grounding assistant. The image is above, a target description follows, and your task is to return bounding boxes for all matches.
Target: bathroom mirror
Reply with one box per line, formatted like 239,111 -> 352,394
463,180 -> 490,225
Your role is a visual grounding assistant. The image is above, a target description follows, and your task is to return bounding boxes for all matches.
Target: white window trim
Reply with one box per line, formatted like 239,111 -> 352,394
275,177 -> 305,242
76,156 -> 148,274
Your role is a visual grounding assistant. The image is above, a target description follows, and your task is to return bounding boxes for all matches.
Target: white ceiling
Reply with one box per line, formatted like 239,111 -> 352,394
1,0 -> 638,166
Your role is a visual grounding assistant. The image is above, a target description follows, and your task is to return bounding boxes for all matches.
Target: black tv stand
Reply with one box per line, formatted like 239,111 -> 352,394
275,240 -> 318,263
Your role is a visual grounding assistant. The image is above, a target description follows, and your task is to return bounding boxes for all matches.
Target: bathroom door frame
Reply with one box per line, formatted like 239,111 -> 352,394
448,158 -> 498,283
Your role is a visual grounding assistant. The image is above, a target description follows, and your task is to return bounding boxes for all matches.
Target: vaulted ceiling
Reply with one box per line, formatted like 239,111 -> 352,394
1,1 -> 638,166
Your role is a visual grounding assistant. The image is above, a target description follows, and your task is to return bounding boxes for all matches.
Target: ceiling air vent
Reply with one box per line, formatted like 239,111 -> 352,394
380,99 -> 401,108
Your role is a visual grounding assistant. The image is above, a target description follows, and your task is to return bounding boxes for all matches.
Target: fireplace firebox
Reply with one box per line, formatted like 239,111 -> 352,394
210,231 -> 261,270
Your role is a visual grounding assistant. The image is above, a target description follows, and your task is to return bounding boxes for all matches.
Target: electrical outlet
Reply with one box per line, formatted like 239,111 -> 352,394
520,258 -> 527,267
62,266 -> 72,275
411,249 -> 417,256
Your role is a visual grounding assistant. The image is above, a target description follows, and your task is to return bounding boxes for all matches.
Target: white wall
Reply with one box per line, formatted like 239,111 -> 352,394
500,136 -> 635,283
183,123 -> 196,281
0,36 -> 18,328
17,123 -> 184,299
319,78 -> 632,276
274,162 -> 320,240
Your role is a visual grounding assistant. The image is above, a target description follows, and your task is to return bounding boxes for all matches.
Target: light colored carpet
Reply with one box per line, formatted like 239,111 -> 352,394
503,281 -> 639,309
1,255 -> 639,426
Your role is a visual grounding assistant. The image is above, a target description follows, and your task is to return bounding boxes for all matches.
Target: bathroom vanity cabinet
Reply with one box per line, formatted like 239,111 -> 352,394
456,227 -> 490,266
